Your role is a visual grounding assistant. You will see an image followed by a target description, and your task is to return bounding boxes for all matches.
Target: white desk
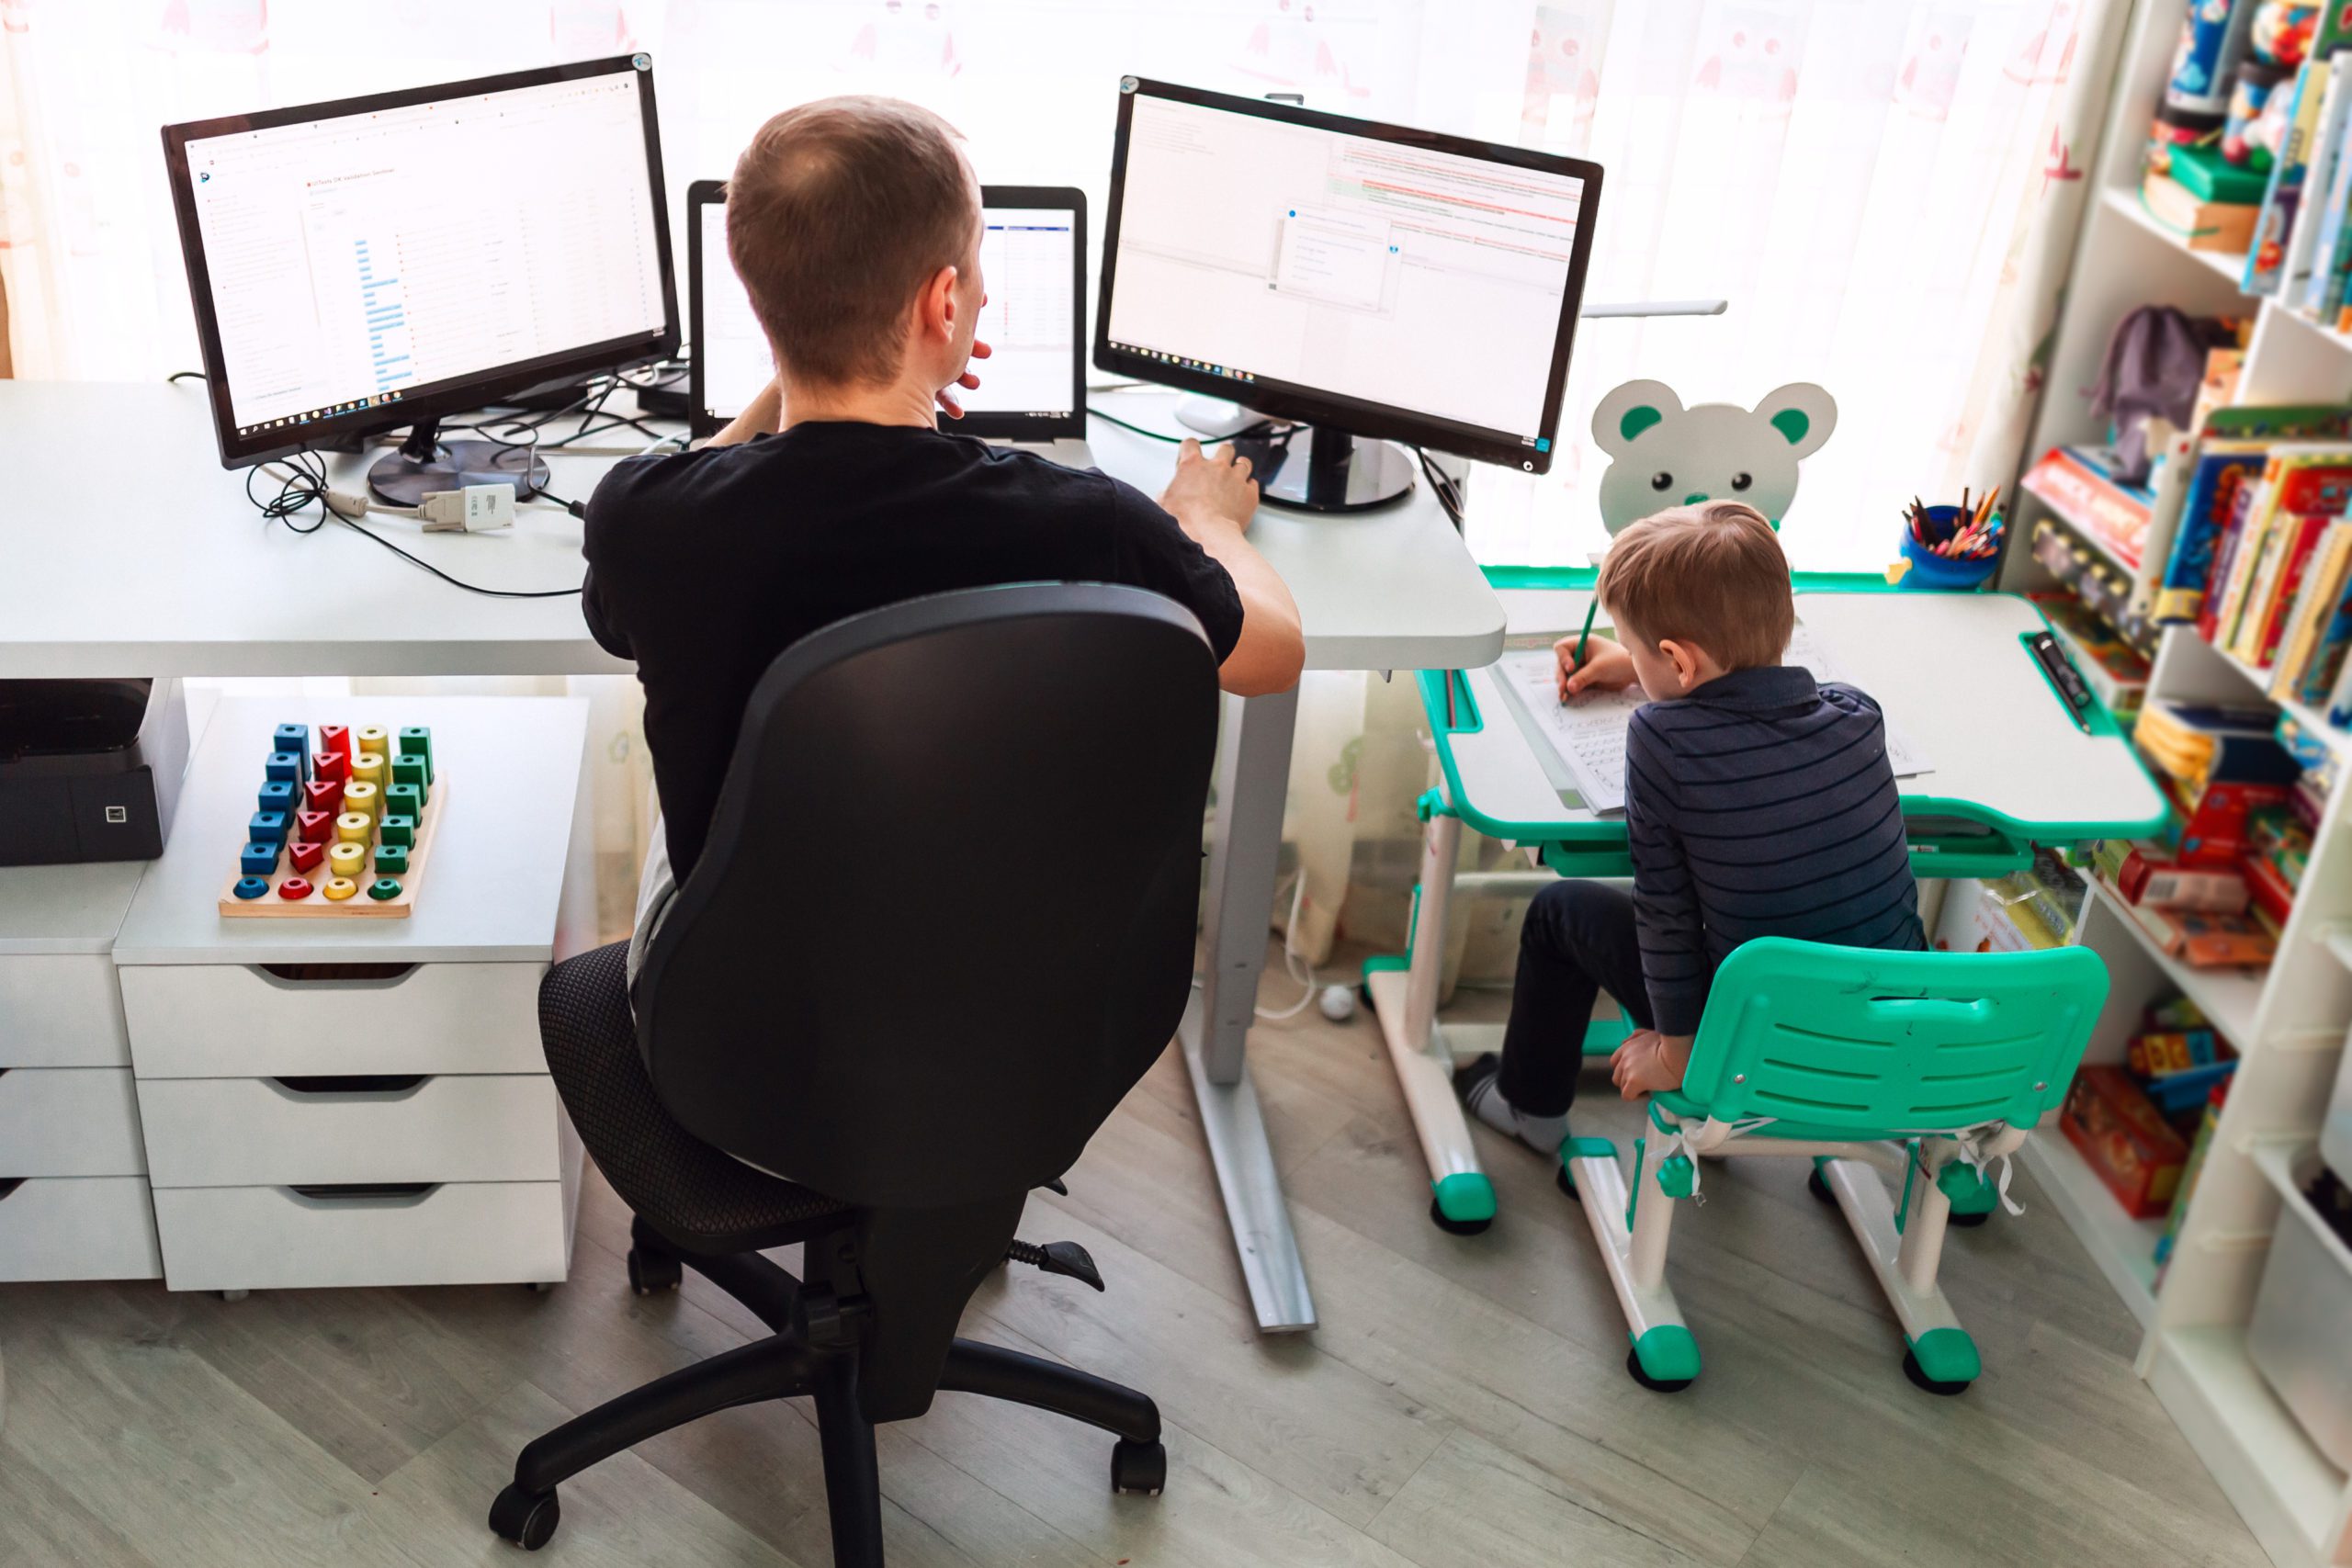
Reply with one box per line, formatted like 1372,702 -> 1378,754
1,378 -> 1504,1332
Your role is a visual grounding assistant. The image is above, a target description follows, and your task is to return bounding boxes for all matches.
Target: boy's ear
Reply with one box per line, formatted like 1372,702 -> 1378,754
1591,379 -> 1682,457
1753,382 -> 1838,460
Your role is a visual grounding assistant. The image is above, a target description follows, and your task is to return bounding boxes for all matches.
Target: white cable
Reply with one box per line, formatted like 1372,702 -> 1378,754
1255,867 -> 1319,1021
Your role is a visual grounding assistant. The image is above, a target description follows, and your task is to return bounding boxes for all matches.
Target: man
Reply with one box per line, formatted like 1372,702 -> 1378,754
582,96 -> 1302,964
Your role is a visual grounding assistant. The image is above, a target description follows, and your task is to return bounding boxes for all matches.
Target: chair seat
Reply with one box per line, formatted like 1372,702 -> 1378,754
538,942 -> 853,1254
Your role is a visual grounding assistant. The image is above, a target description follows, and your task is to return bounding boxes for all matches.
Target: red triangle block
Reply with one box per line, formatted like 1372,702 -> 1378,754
294,809 -> 334,844
312,749 -> 350,783
318,725 -> 351,759
288,838 -> 327,873
302,779 -> 345,814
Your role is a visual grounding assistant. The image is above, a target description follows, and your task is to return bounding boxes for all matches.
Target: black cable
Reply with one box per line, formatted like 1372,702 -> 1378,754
246,447 -> 582,598
1413,446 -> 1465,529
1085,404 -> 1280,446
329,513 -> 582,598
167,369 -> 210,385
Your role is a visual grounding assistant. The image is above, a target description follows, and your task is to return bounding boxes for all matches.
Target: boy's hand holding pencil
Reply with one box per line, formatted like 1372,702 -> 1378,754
1552,631 -> 1638,701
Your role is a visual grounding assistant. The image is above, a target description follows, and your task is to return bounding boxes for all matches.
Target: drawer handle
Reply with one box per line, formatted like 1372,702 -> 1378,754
0,1179 -> 22,1202
252,963 -> 420,989
286,1182 -> 440,1206
269,1075 -> 429,1099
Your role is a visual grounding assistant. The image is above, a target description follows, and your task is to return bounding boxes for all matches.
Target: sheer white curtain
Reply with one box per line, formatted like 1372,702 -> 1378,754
0,0 -> 2118,960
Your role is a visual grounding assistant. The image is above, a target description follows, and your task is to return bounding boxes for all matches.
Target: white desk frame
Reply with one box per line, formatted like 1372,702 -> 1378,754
1367,584 -> 2173,1234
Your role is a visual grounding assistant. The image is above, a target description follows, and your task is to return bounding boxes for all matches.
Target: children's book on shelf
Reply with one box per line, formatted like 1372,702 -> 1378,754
2245,55 -> 2335,295
2155,406 -> 2352,626
2272,521 -> 2352,696
2022,446 -> 2155,570
2286,60 -> 2352,300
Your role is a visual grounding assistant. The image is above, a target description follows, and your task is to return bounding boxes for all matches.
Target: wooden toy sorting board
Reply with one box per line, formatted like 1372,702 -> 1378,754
218,722 -> 446,919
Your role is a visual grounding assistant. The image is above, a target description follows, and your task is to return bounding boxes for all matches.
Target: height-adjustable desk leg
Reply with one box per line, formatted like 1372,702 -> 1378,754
1184,685 -> 1315,1333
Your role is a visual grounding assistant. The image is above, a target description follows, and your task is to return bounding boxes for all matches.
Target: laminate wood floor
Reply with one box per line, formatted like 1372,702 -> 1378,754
0,946 -> 2268,1568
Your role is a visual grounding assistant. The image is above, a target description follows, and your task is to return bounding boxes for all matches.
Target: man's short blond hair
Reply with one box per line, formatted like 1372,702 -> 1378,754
1596,501 -> 1794,671
728,96 -> 979,389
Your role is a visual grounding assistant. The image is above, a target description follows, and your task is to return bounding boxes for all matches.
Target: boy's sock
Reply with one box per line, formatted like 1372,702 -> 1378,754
1453,1054 -> 1568,1159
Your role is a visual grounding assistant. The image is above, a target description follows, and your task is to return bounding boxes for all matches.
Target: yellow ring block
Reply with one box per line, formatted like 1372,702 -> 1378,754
343,780 -> 380,819
328,841 -> 367,880
335,811 -> 372,844
322,876 -> 359,901
351,750 -> 386,785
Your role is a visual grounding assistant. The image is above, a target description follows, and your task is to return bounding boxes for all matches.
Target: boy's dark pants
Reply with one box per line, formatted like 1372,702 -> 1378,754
1497,880 -> 1655,1118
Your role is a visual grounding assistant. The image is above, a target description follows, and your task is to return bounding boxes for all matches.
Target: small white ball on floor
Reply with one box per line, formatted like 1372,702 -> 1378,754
1317,985 -> 1357,1022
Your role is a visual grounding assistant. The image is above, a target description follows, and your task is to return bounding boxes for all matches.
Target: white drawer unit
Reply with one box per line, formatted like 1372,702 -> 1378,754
0,953 -> 132,1067
118,961 -> 548,1079
0,1177 -> 162,1281
0,1067 -> 145,1177
136,1074 -> 561,1189
151,1179 -> 574,1293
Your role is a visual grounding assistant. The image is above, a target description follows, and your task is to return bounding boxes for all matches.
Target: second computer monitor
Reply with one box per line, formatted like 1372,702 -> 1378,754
1096,78 -> 1602,510
691,182 -> 1085,441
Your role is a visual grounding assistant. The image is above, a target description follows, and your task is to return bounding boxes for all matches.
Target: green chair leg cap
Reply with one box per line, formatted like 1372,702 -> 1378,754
1631,1325 -> 1702,1386
1562,1134 -> 1616,1161
1939,1161 -> 1998,1215
1657,1154 -> 1697,1200
1432,1172 -> 1497,1224
1907,1327 -> 1981,1388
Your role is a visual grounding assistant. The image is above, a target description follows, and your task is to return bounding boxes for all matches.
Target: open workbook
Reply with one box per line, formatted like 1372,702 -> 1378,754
1496,620 -> 1932,815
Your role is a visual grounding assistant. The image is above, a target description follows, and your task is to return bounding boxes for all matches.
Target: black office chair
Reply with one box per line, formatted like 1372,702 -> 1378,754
489,583 -> 1222,1563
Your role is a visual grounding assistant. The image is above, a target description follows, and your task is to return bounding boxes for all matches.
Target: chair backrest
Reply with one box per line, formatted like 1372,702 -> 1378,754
634,582 -> 1222,1210
1679,938 -> 2109,1134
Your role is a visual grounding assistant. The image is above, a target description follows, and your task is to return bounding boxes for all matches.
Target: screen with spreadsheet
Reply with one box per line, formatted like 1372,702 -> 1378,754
697,188 -> 1083,439
171,58 -> 673,451
1096,81 -> 1599,472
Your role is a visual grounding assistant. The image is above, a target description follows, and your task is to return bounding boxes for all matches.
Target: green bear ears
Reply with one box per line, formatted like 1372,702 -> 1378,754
1770,408 -> 1810,446
1616,404 -> 1807,446
1619,404 -> 1665,444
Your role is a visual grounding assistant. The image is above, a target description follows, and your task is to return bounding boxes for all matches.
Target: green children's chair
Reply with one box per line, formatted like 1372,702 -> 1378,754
1561,939 -> 2108,1396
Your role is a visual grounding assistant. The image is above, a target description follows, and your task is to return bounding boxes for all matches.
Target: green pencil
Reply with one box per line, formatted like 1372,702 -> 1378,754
1564,596 -> 1600,705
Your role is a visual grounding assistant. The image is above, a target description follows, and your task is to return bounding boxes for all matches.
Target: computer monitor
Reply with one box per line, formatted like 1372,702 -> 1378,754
163,54 -> 679,502
689,181 -> 1085,443
1096,78 -> 1602,512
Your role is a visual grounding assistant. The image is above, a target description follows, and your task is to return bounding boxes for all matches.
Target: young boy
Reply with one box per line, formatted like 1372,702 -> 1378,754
1454,500 -> 1924,1153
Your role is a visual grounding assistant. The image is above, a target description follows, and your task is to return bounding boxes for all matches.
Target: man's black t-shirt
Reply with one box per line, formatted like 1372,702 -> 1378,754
582,421 -> 1246,882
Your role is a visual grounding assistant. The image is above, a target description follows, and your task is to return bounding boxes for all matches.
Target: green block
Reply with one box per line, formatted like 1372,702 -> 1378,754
391,753 -> 427,793
1908,1327 -> 1981,1387
367,877 -> 402,901
1431,1172 -> 1497,1224
374,843 -> 410,876
1631,1325 -> 1702,1383
1939,1160 -> 1997,1215
397,726 -> 435,783
386,784 -> 422,822
2169,143 -> 2271,206
379,814 -> 416,849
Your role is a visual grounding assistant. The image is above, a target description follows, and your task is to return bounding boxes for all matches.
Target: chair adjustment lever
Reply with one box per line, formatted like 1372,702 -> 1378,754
1006,1238 -> 1104,1292
1039,1178 -> 1069,1196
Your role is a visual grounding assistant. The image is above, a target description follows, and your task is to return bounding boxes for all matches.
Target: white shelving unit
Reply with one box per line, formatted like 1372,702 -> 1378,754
2008,5 -> 2352,1564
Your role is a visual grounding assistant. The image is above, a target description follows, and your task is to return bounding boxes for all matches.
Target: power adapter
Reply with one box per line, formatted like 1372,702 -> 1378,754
418,484 -> 517,533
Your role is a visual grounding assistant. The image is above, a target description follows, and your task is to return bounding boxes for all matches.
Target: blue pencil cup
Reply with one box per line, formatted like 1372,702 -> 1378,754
1900,506 -> 1998,590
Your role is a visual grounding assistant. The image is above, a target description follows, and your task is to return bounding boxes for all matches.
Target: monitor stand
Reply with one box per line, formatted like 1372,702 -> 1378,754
1249,423 -> 1414,513
367,417 -> 550,506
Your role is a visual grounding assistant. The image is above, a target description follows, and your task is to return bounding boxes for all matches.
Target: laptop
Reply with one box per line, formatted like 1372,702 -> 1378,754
688,180 -> 1091,467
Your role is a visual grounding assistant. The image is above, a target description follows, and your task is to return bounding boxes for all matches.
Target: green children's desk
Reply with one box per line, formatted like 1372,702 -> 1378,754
1363,568 -> 2173,1234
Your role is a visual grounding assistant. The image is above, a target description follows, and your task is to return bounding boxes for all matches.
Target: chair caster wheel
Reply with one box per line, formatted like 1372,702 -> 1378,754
1949,1208 -> 1992,1229
219,1290 -> 249,1303
1110,1438 -> 1167,1496
1556,1165 -> 1578,1200
1903,1349 -> 1972,1397
1807,1168 -> 1836,1205
489,1484 -> 561,1550
627,1248 -> 682,1295
1624,1345 -> 1692,1393
1429,1196 -> 1491,1235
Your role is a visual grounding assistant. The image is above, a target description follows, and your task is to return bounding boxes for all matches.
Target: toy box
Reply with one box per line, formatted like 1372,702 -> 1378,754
2063,1066 -> 2192,1218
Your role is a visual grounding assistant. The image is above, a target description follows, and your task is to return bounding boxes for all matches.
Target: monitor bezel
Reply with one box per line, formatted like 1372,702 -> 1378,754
1093,77 -> 1603,477
689,181 -> 1087,442
162,53 -> 681,472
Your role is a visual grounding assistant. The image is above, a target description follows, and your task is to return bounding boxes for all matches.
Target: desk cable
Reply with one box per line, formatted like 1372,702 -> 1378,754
250,451 -> 585,600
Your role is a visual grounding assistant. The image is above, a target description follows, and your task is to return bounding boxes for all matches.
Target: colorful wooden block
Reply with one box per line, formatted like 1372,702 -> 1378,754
355,726 -> 390,761
312,750 -> 350,784
322,876 -> 358,901
302,779 -> 345,815
232,875 -> 271,900
274,723 -> 309,755
378,814 -> 415,849
335,812 -> 372,845
343,780 -> 379,819
240,841 -> 279,876
248,810 -> 288,845
397,726 -> 434,782
277,877 -> 315,900
318,724 -> 351,759
351,750 -> 386,786
294,807 -> 334,842
390,753 -> 426,792
373,843 -> 409,876
266,751 -> 306,784
368,877 -> 402,901
259,781 -> 296,814
328,841 -> 366,880
288,838 -> 327,873
385,783 -> 421,820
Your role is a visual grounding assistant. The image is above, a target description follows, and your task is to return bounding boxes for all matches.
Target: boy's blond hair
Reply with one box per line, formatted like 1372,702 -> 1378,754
1596,501 -> 1793,671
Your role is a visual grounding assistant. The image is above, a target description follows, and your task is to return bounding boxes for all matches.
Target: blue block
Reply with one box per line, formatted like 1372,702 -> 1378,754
266,750 -> 307,784
248,810 -> 288,845
259,780 -> 296,813
240,841 -> 280,877
232,874 -> 272,900
273,723 -> 309,757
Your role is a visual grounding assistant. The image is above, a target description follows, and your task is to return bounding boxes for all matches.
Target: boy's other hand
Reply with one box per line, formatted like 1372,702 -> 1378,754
1555,633 -> 1637,700
1610,1030 -> 1692,1100
936,337 -> 993,418
1159,438 -> 1260,534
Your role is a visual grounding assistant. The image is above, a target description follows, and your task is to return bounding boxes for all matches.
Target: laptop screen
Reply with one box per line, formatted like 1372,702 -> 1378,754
691,185 -> 1083,441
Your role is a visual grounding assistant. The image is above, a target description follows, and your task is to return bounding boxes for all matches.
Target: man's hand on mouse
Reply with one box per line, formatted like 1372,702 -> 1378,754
936,337 -> 994,418
1158,438 -> 1260,536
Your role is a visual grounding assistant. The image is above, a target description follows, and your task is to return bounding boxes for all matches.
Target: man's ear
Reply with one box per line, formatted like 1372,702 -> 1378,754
1753,382 -> 1838,459
915,264 -> 961,344
1591,379 -> 1681,457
